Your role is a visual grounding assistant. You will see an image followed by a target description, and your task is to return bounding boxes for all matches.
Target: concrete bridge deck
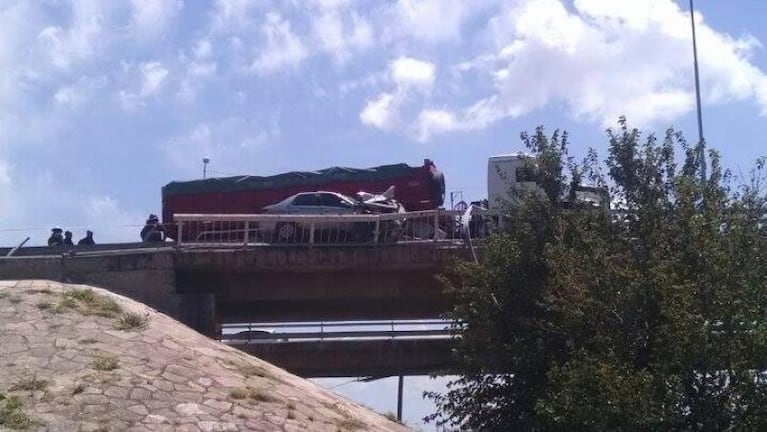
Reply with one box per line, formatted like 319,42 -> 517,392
0,243 -> 467,328
0,242 -> 469,377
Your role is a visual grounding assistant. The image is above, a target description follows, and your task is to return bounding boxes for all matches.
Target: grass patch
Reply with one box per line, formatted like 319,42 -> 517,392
229,387 -> 278,403
63,289 -> 121,318
10,373 -> 48,392
0,395 -> 32,430
247,387 -> 277,403
53,297 -> 76,314
239,364 -> 269,378
91,355 -> 118,371
383,412 -> 402,424
115,312 -> 148,331
0,292 -> 9,299
36,301 -> 52,311
229,388 -> 248,400
9,297 -> 21,304
336,418 -> 365,431
29,289 -> 53,295
66,288 -> 95,302
71,384 -> 84,395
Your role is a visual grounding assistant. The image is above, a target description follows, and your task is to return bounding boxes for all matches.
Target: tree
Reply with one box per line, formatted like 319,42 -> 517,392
427,118 -> 767,431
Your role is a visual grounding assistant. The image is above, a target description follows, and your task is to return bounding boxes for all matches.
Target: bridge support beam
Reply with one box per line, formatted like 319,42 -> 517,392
232,338 -> 456,378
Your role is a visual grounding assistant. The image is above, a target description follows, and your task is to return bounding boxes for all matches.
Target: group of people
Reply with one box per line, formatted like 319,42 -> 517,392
45,213 -> 166,247
48,228 -> 95,247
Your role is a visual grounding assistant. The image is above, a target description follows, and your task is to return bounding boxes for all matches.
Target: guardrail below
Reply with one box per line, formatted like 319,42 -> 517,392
219,320 -> 457,343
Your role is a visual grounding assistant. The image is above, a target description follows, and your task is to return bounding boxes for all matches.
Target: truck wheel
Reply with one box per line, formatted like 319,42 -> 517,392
275,222 -> 297,243
429,170 -> 446,207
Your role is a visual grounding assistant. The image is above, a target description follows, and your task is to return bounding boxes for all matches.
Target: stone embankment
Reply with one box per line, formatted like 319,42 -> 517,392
0,280 -> 411,431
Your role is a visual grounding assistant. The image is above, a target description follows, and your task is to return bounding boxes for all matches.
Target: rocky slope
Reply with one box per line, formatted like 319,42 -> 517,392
0,280 -> 411,431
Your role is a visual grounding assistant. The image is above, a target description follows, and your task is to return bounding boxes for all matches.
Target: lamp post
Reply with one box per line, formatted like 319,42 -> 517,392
202,157 -> 210,179
689,0 -> 706,180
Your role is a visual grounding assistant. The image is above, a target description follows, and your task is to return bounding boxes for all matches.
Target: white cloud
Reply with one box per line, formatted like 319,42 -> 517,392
312,7 -> 373,63
54,76 -> 108,108
129,0 -> 183,39
359,56 -> 436,131
416,109 -> 456,141
140,62 -> 169,96
210,0 -> 260,34
251,13 -> 308,74
163,116 -> 280,177
193,39 -> 212,58
119,61 -> 169,109
360,93 -> 397,129
391,57 -> 435,90
385,0 -> 474,43
36,0 -> 112,69
414,0 -> 767,141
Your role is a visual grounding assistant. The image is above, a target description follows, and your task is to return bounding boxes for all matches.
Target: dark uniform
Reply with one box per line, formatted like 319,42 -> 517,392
48,228 -> 64,246
141,215 -> 165,242
78,231 -> 95,246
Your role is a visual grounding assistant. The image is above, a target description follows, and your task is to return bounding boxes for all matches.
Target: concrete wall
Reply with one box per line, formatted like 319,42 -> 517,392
0,251 -> 216,336
0,244 -> 466,331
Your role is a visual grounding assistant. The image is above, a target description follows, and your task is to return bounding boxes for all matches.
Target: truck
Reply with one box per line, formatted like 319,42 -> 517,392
161,159 -> 446,241
467,154 -> 609,236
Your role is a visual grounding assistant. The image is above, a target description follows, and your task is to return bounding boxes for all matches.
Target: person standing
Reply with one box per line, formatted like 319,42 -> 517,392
48,227 -> 64,246
63,231 -> 74,246
78,230 -> 95,246
141,214 -> 165,242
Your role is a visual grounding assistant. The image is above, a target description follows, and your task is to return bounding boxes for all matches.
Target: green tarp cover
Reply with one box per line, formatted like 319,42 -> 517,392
162,163 -> 419,197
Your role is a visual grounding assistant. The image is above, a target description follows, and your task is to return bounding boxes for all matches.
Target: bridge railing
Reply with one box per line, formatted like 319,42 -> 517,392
219,320 -> 457,344
173,209 -> 479,247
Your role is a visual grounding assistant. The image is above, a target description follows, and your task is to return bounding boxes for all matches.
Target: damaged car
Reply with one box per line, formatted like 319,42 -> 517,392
260,187 -> 405,243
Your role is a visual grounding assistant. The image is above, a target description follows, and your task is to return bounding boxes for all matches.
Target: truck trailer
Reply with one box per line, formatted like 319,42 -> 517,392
161,159 -> 445,240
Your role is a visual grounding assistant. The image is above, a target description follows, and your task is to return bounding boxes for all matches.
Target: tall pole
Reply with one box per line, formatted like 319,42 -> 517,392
202,157 -> 210,179
397,375 -> 404,422
689,0 -> 706,180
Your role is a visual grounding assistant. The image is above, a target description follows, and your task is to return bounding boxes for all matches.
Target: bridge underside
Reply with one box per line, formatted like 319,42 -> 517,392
177,270 -> 452,323
229,338 -> 457,378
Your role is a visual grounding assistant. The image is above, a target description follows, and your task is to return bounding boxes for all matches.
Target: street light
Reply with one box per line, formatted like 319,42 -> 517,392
202,157 -> 210,179
689,0 -> 706,180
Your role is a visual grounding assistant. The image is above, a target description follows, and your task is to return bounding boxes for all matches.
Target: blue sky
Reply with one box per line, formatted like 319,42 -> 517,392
2,0 -> 767,428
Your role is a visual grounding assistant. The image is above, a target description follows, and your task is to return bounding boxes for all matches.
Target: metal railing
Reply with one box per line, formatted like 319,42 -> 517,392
172,209 -> 480,247
219,320 -> 456,344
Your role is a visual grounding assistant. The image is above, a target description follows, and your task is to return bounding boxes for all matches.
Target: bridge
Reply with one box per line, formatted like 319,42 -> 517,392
0,210 -> 480,379
220,321 -> 457,378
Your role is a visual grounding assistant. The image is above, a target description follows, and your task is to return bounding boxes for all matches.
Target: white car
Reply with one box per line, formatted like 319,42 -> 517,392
261,191 -> 367,242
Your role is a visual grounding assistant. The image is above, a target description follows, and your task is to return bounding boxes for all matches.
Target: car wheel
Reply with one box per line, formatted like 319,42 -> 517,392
275,222 -> 297,243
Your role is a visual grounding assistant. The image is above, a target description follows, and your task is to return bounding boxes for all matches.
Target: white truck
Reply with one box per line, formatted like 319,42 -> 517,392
463,154 -> 608,237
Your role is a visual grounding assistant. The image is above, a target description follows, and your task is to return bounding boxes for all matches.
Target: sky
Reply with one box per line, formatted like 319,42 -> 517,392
2,0 -> 767,428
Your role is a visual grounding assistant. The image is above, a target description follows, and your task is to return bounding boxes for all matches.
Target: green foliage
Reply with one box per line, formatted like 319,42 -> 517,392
115,311 -> 148,331
428,118 -> 767,431
91,355 -> 119,371
0,395 -> 31,429
10,373 -> 48,392
63,288 -> 122,318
